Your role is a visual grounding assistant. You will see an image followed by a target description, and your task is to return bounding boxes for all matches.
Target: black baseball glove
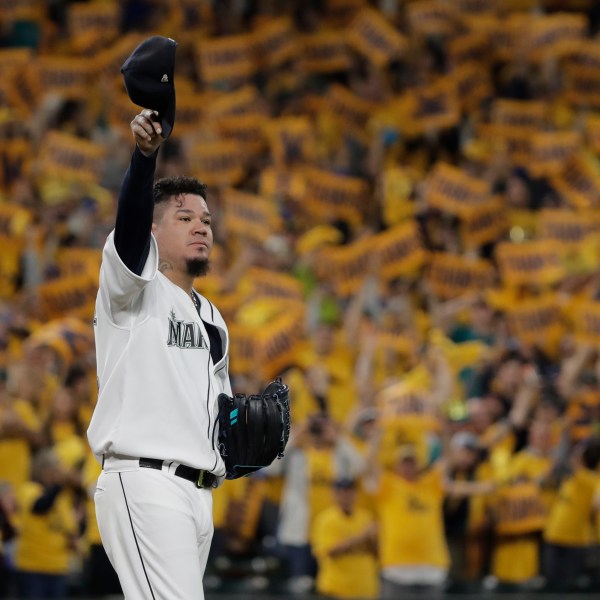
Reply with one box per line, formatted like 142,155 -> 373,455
217,378 -> 291,480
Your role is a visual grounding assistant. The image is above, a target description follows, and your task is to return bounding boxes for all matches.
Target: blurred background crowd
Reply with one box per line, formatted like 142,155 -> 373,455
2,0 -> 600,598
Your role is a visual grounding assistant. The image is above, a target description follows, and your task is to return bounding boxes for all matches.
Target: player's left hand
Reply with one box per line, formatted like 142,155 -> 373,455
131,109 -> 164,156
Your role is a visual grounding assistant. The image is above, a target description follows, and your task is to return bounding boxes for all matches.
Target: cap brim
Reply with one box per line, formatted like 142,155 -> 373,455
333,479 -> 356,489
160,92 -> 175,138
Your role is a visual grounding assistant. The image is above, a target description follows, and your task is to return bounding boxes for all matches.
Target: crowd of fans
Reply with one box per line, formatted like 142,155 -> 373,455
2,0 -> 600,598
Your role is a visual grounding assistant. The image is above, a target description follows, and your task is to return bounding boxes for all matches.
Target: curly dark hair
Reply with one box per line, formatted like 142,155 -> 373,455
153,176 -> 207,206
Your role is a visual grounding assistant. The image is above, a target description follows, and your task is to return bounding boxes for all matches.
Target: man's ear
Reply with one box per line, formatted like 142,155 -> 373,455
151,222 -> 157,232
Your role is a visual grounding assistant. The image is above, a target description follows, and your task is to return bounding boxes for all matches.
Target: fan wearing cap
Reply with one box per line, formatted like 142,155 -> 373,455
13,448 -> 81,599
88,35 -> 233,600
267,412 -> 365,594
312,478 -> 379,599
443,431 -> 491,583
364,423 -> 495,598
543,439 -> 600,591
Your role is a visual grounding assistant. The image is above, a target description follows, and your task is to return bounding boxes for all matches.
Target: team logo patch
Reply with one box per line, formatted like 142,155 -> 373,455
167,308 -> 207,349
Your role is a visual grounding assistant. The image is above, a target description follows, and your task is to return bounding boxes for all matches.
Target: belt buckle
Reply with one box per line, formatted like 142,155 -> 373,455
196,470 -> 205,488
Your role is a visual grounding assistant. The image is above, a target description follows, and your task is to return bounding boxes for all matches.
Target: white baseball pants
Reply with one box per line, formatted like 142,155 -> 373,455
94,456 -> 214,600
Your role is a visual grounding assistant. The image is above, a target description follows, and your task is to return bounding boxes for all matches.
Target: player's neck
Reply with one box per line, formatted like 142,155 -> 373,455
159,263 -> 194,294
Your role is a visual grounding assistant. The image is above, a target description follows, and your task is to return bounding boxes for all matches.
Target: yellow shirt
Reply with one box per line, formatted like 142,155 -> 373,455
296,337 -> 355,378
544,468 -> 600,546
379,418 -> 438,471
213,478 -> 265,543
51,421 -> 78,444
492,537 -> 540,583
307,447 -> 336,531
327,381 -> 358,426
376,467 -> 449,569
508,451 -> 552,483
212,478 -> 245,529
481,423 -> 516,481
54,434 -> 86,470
283,367 -> 321,427
14,482 -> 77,574
313,505 -> 379,599
377,372 -> 441,470
509,449 -> 555,511
296,340 -> 357,424
78,401 -> 95,431
38,373 -> 61,421
491,481 -> 546,582
493,482 -> 546,537
0,399 -> 41,489
469,460 -> 495,533
349,437 -> 377,516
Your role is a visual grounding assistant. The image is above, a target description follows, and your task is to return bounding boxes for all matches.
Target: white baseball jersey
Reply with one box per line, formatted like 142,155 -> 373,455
87,230 -> 229,477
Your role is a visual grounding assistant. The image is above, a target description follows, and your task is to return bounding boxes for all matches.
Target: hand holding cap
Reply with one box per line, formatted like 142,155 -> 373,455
121,36 -> 178,138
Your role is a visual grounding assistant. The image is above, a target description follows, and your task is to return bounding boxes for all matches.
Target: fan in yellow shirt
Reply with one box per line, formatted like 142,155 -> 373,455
0,370 -> 43,490
489,480 -> 547,584
14,448 -> 80,599
372,447 -> 450,596
364,431 -> 494,598
487,420 -> 557,585
543,439 -> 600,590
312,478 -> 378,599
508,420 -> 557,511
270,412 -> 365,594
295,322 -> 358,424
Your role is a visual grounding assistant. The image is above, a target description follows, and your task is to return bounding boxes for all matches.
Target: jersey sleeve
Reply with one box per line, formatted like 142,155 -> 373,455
113,147 -> 157,275
98,229 -> 158,322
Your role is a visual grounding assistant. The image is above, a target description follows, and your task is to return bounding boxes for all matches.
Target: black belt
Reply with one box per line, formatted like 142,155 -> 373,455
139,458 -> 217,489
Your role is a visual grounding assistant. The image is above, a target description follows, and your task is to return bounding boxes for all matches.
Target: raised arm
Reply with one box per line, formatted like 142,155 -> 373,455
362,420 -> 384,494
439,457 -> 495,497
557,343 -> 593,399
114,110 -> 164,275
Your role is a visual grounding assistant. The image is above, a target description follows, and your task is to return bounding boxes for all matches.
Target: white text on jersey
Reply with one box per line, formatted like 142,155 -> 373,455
167,308 -> 208,349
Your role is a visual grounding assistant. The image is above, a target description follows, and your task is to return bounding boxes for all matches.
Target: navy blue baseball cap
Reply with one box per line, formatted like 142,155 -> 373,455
333,478 -> 357,490
121,35 -> 178,138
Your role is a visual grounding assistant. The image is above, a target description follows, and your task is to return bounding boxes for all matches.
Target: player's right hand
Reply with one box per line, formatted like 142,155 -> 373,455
131,109 -> 164,156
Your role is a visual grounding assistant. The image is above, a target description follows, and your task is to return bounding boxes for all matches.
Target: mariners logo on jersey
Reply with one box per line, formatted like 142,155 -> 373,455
167,308 -> 207,349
